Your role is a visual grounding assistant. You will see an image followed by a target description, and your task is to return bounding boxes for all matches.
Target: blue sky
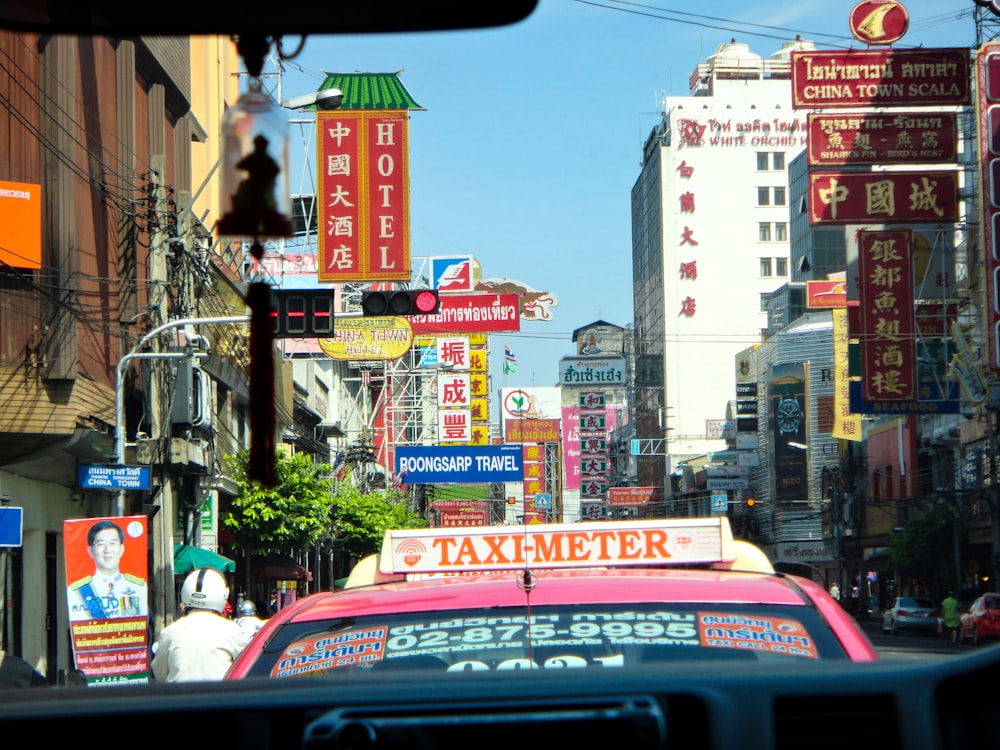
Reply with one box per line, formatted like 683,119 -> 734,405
273,1 -> 978,389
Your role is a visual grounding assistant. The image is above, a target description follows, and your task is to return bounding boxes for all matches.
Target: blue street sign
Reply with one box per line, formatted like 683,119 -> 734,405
77,464 -> 152,491
396,445 -> 523,484
535,493 -> 552,509
0,507 -> 23,547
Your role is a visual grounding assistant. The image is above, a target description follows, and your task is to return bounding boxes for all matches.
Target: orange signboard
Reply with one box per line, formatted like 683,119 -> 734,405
0,180 -> 41,269
505,418 -> 561,443
806,280 -> 858,309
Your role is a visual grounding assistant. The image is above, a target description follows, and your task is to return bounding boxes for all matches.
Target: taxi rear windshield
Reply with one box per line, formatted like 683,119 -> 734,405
244,603 -> 851,679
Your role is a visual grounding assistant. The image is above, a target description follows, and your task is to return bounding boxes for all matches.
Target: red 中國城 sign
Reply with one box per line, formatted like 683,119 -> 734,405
858,230 -> 916,401
808,171 -> 958,225
317,110 -> 410,282
791,48 -> 971,110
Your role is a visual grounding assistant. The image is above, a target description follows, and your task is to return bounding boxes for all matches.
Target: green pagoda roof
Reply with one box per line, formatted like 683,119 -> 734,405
312,71 -> 423,111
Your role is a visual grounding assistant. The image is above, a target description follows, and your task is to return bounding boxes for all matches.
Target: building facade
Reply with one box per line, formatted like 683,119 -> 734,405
630,38 -> 815,507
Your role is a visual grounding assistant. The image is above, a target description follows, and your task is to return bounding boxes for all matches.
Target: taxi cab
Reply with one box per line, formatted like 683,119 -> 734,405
226,517 -> 876,680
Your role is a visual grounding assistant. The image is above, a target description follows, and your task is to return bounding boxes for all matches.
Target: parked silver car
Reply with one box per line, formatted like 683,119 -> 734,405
882,596 -> 939,635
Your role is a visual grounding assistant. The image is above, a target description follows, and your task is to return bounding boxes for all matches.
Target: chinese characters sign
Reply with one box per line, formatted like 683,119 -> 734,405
858,230 -> 916,401
790,48 -> 971,109
831,308 -> 862,441
316,110 -> 409,282
807,112 -> 957,167
808,171 -> 957,225
976,43 -> 1000,376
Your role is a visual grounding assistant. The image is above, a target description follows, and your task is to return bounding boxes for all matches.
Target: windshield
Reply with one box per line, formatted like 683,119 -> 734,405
240,603 -> 847,680
0,0 -> 992,702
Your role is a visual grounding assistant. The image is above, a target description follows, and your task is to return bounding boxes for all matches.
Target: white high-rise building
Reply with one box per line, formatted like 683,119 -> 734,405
630,38 -> 815,508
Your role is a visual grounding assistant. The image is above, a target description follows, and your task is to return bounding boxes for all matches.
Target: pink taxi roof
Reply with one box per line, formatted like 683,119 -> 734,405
272,567 -> 805,623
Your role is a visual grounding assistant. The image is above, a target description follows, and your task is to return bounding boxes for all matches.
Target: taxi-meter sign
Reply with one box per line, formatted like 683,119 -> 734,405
380,518 -> 735,574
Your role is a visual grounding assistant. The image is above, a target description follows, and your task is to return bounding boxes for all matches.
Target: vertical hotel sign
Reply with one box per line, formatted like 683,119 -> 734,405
316,110 -> 410,282
975,43 -> 1000,376
858,229 -> 916,401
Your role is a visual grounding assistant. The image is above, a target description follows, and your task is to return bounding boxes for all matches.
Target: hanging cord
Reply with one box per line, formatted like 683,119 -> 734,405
246,268 -> 276,487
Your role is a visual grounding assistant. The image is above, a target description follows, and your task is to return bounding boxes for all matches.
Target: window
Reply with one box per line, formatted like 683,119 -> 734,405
760,258 -> 773,276
756,152 -> 769,170
775,222 -> 787,242
757,187 -> 770,206
776,258 -> 788,276
772,152 -> 785,170
759,223 -> 771,242
773,186 -> 786,206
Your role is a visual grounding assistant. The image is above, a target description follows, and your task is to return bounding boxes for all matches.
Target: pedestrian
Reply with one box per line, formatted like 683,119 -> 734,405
235,598 -> 266,643
0,650 -> 47,689
829,582 -> 840,601
151,568 -> 247,682
940,590 -> 961,647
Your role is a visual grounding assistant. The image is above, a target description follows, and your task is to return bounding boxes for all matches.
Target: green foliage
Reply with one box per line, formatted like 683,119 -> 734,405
888,504 -> 956,592
221,450 -> 336,554
329,484 -> 427,559
221,450 -> 426,561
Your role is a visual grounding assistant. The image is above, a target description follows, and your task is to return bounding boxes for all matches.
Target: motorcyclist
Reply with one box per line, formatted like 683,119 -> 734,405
151,568 -> 247,681
235,597 -> 266,642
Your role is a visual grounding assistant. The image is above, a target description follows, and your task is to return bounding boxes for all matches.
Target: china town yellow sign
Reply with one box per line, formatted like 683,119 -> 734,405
318,317 -> 413,360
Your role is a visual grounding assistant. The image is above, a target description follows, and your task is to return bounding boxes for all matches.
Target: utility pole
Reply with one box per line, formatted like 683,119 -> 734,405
116,312 -> 249,636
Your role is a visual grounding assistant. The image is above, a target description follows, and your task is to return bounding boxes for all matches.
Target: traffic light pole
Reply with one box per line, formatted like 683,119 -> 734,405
114,315 -> 250,515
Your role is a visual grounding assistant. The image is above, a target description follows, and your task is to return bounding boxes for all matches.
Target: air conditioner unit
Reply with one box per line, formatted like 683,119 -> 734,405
136,438 -> 157,464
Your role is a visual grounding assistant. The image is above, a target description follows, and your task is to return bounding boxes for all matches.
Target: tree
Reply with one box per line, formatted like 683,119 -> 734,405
222,449 -> 337,554
329,484 -> 427,559
888,504 -> 955,595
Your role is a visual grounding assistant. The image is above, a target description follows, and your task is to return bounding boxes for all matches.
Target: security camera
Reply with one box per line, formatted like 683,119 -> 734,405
282,88 -> 344,111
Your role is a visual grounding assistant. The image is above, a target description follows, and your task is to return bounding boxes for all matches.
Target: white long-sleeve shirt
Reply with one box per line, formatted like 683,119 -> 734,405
151,609 -> 247,682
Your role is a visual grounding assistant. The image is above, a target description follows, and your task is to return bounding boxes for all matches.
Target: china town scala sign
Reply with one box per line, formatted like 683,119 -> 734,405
790,48 -> 971,110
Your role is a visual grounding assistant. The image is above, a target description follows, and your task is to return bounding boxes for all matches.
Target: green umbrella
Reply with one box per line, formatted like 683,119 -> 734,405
173,543 -> 236,575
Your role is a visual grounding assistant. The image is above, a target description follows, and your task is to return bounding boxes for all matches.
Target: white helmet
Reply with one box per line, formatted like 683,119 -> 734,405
181,568 -> 229,613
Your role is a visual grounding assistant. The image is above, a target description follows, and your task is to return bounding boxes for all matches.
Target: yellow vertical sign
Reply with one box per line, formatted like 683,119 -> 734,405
832,308 -> 862,441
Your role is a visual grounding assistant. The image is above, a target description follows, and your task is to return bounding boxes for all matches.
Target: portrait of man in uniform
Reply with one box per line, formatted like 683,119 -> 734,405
67,519 -> 148,621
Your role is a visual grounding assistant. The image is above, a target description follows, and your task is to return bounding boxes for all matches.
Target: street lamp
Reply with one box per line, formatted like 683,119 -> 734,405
281,88 -> 344,111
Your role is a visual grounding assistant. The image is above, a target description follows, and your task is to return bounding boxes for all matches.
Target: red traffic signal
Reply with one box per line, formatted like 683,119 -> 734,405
361,289 -> 441,316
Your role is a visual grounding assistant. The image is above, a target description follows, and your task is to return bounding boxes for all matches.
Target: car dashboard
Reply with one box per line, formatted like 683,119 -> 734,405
2,645 -> 997,750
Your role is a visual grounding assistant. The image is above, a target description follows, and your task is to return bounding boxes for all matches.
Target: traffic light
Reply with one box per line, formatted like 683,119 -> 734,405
361,289 -> 441,316
507,496 -> 516,505
746,498 -> 756,508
